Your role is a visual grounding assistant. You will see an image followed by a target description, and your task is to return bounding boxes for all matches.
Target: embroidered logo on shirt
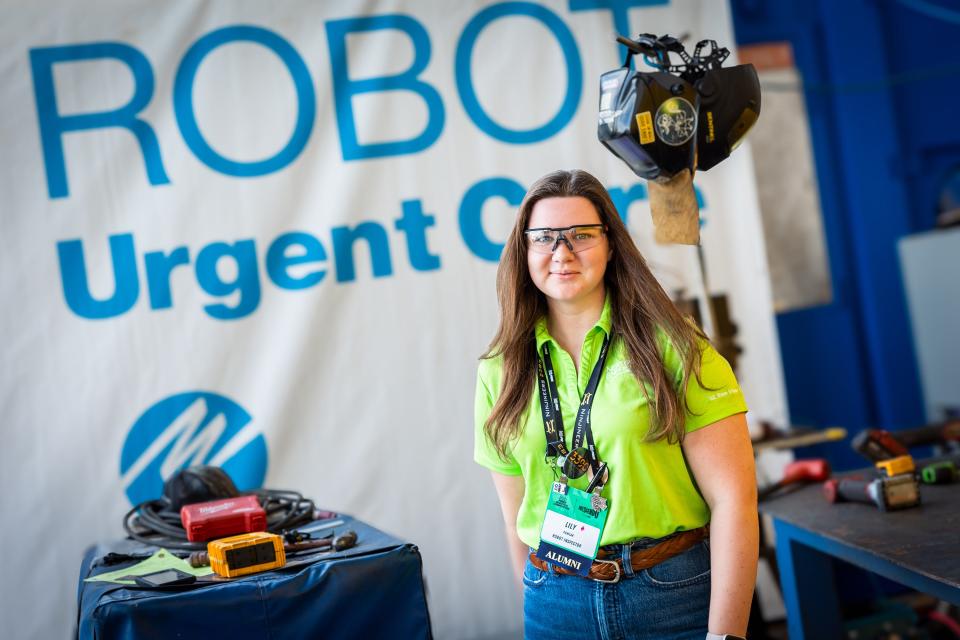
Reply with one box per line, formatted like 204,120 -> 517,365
606,361 -> 632,378
707,388 -> 741,401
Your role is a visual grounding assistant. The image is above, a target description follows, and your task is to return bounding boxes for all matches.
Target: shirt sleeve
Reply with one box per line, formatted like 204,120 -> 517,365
473,361 -> 522,475
683,340 -> 748,432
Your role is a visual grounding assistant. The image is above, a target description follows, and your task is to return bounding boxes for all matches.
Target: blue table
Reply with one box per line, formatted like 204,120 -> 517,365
77,515 -> 432,640
760,466 -> 960,639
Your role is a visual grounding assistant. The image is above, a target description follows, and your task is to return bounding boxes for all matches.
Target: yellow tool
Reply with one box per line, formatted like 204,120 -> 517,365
752,426 -> 847,453
875,455 -> 915,477
207,532 -> 285,578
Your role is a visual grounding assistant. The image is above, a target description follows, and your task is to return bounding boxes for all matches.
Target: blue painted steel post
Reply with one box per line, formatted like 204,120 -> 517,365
773,519 -> 843,640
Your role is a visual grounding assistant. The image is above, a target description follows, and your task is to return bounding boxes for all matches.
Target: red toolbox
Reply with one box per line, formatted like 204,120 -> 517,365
180,495 -> 267,542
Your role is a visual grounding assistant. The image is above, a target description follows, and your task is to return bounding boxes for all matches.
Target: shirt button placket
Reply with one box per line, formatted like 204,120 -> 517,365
563,347 -> 578,433
578,331 -> 598,394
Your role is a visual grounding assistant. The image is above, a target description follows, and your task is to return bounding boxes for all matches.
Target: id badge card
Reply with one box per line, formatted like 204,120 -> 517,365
535,482 -> 609,576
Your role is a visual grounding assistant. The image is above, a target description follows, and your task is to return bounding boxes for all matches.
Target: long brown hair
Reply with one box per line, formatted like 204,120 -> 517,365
482,169 -> 707,457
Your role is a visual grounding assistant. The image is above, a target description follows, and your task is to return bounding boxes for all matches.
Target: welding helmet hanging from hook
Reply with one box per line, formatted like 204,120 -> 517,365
598,34 -> 761,180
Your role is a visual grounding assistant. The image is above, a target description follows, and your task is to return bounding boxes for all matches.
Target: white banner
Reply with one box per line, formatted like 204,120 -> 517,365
0,1 -> 786,638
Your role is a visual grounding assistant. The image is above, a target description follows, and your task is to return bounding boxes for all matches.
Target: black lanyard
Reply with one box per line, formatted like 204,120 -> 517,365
536,334 -> 610,477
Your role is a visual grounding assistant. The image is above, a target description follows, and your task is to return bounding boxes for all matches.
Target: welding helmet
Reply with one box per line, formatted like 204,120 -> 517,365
598,35 -> 760,179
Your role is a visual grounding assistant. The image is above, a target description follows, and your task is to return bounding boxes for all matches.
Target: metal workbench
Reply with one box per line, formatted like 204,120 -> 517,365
759,461 -> 960,639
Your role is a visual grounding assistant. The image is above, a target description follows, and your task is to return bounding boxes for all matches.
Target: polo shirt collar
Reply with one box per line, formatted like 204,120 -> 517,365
534,293 -> 613,351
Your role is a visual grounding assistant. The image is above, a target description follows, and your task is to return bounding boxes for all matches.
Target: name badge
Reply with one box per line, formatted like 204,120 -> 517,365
536,485 -> 609,576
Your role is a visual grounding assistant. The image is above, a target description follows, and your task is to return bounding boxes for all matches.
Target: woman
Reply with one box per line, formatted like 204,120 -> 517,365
473,169 -> 757,640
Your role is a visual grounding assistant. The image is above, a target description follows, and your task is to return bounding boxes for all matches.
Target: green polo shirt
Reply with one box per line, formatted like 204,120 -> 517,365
474,296 -> 748,549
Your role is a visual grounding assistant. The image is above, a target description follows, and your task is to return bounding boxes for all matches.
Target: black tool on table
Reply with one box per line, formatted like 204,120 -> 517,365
852,429 -> 909,462
131,568 -> 197,588
920,460 -> 959,485
822,475 -> 921,511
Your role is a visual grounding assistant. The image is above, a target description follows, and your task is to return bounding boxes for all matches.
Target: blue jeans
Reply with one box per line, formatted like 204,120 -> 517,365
523,537 -> 711,640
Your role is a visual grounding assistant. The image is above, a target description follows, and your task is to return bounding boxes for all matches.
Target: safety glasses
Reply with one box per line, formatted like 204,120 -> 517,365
524,224 -> 607,254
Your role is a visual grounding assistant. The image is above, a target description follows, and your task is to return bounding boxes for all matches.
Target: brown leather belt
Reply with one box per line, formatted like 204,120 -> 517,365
529,525 -> 709,583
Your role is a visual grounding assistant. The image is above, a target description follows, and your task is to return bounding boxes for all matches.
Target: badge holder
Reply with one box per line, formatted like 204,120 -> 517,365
536,463 -> 610,577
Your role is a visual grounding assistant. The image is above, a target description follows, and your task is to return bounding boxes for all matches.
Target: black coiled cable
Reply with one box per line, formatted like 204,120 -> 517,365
123,489 -> 317,551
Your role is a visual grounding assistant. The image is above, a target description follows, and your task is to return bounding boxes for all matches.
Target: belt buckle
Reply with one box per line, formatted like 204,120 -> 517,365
591,558 -> 621,584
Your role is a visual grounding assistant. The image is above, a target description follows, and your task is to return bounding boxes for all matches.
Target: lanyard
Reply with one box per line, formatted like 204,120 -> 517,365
535,334 -> 610,477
